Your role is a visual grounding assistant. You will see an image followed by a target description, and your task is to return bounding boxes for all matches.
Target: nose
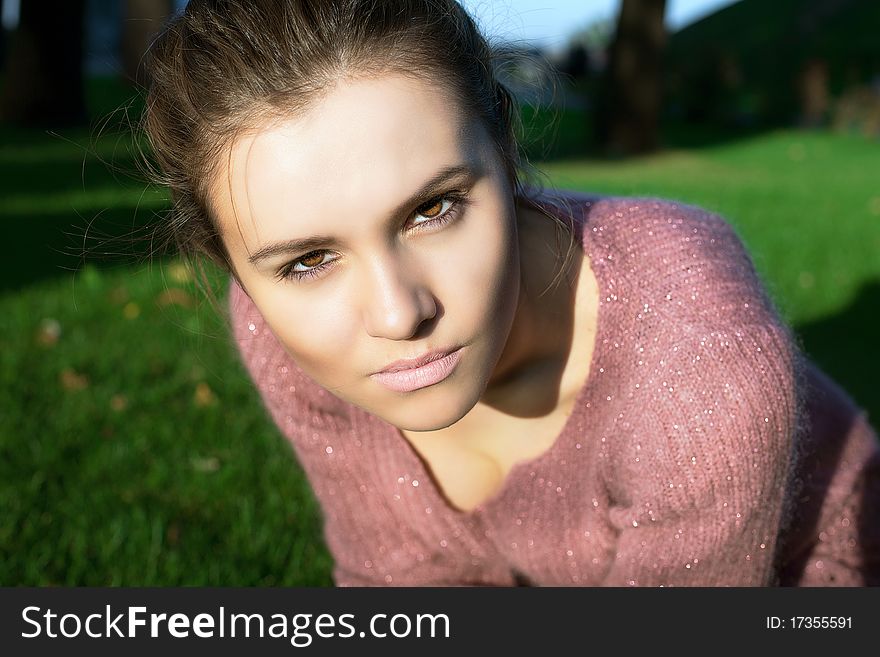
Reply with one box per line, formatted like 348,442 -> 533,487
361,251 -> 437,341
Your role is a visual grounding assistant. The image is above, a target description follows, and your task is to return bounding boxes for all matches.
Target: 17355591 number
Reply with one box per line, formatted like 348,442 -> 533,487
766,616 -> 852,629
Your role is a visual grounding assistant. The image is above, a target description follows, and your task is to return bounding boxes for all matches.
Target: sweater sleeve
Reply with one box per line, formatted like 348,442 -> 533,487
774,360 -> 880,586
591,199 -> 808,586
600,320 -> 801,586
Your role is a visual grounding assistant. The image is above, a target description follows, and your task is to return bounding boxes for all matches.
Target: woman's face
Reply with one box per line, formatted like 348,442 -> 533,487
211,73 -> 521,431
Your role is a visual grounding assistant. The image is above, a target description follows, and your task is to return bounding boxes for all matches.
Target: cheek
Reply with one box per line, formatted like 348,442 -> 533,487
256,286 -> 359,375
447,203 -> 517,303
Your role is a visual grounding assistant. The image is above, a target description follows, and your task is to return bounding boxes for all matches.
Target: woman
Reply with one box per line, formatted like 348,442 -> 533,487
142,0 -> 879,586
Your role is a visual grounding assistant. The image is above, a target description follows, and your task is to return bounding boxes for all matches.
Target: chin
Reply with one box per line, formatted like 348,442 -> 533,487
376,383 -> 481,433
392,415 -> 465,433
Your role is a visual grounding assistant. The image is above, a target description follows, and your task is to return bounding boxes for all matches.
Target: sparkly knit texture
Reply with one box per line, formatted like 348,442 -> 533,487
227,194 -> 880,587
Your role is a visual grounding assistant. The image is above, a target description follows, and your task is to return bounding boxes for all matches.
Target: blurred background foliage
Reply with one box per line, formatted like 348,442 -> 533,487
1,0 -> 877,585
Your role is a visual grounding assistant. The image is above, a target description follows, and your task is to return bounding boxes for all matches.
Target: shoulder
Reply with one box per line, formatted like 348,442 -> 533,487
533,190 -> 745,262
537,190 -> 781,328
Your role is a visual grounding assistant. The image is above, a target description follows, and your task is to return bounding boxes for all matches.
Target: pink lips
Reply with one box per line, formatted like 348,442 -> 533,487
370,348 -> 463,393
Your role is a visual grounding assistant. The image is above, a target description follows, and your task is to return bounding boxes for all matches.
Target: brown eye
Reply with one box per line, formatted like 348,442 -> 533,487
282,249 -> 337,282
410,195 -> 462,231
296,251 -> 327,269
298,251 -> 326,268
417,199 -> 444,218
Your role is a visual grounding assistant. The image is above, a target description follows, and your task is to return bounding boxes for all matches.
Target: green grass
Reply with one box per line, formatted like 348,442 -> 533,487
0,260 -> 333,585
2,92 -> 878,585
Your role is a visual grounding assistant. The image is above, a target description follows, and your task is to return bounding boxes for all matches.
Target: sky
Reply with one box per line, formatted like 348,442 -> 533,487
458,0 -> 740,52
0,0 -> 741,63
2,0 -> 739,42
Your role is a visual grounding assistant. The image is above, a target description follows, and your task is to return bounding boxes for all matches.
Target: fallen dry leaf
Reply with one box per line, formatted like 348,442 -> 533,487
60,368 -> 89,391
194,381 -> 218,407
108,285 -> 129,305
156,288 -> 195,309
36,318 -> 62,347
123,302 -> 140,320
190,456 -> 221,473
110,394 -> 128,412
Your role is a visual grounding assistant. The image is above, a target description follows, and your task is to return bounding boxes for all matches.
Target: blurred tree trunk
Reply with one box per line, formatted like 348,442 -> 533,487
122,0 -> 173,87
798,58 -> 829,128
598,0 -> 667,155
0,0 -> 87,126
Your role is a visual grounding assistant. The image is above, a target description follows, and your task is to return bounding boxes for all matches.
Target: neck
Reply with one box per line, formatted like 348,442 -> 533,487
479,197 -> 580,418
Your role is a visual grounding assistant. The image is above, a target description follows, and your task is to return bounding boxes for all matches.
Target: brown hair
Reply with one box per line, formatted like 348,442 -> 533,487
141,0 -> 575,312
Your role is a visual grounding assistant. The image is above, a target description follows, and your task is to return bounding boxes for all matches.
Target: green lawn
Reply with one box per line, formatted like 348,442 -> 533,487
2,98 -> 878,585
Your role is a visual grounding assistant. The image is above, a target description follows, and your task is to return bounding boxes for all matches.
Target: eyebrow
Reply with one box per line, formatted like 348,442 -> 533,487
247,163 -> 481,267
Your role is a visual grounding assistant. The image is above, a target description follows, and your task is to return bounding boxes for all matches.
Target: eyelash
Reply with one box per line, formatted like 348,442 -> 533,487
276,192 -> 470,283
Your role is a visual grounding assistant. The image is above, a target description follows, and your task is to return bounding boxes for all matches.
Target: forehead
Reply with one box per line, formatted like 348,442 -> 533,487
212,74 -> 491,251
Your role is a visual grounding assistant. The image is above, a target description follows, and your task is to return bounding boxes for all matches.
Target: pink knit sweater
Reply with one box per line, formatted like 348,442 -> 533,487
227,193 -> 880,586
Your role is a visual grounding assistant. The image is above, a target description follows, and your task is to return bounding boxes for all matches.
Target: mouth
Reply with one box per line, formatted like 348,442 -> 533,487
370,347 -> 463,393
